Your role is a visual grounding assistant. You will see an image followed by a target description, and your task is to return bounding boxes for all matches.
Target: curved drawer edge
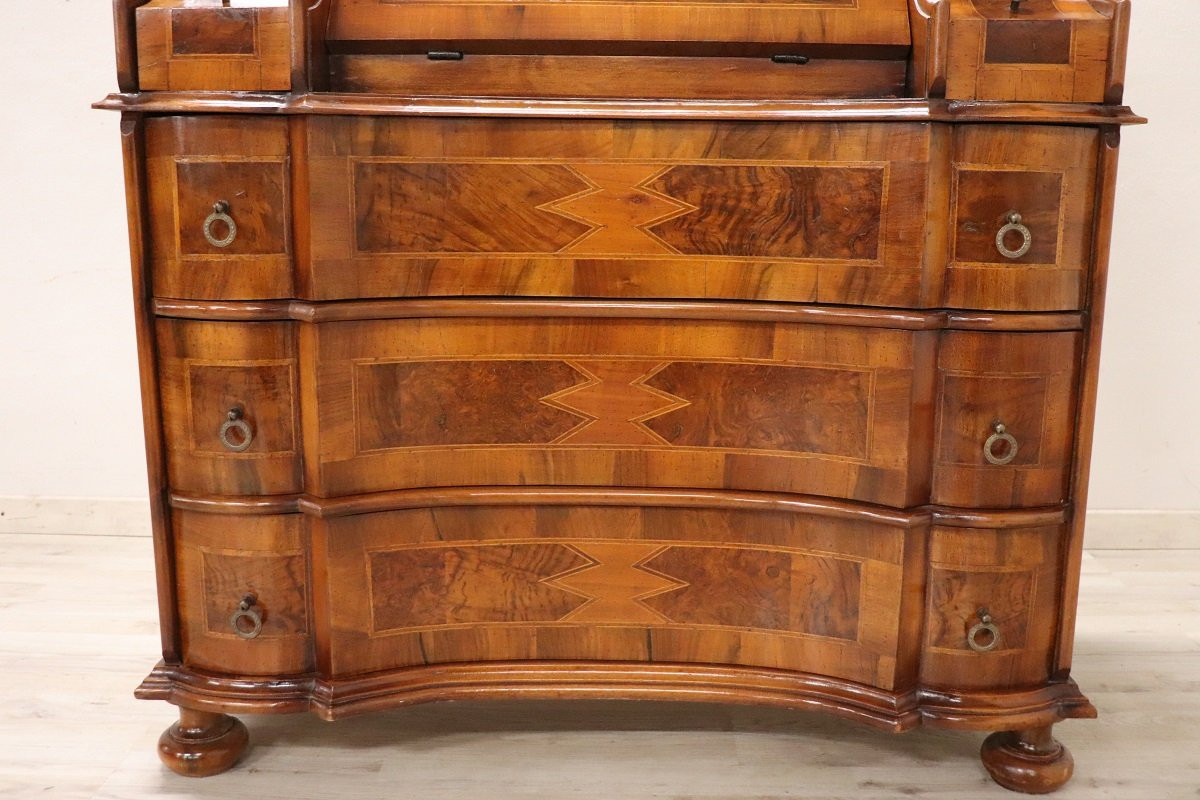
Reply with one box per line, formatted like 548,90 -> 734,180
166,487 -> 1071,529
93,92 -> 1148,126
152,297 -> 1086,332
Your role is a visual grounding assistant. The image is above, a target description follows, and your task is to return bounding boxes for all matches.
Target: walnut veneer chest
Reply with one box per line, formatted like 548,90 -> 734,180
98,0 -> 1144,791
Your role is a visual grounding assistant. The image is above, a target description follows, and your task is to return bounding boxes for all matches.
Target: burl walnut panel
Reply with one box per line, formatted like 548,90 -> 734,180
146,116 -> 292,300
306,117 -> 936,307
158,319 -> 302,495
316,504 -> 918,689
174,510 -> 312,676
310,316 -> 936,507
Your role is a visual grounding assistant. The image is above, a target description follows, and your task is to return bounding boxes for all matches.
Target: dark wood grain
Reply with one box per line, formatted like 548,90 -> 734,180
171,8 -> 256,56
642,362 -> 873,457
646,165 -> 885,259
355,360 -> 587,449
329,54 -> 908,101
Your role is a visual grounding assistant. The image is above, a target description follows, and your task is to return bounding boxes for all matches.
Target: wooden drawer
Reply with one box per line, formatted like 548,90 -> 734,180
174,510 -> 313,676
156,314 -> 1078,510
945,0 -> 1119,104
158,319 -> 302,495
304,117 -> 1096,311
146,116 -> 293,300
946,126 -> 1099,311
316,502 -> 924,691
932,331 -> 1081,508
310,314 -> 937,507
143,116 -> 1098,313
921,523 -> 1063,690
136,0 -> 291,92
305,117 -> 936,307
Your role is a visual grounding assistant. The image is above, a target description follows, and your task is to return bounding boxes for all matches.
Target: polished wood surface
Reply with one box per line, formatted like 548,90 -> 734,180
155,707 -> 249,778
136,0 -> 291,91
981,725 -> 1077,794
329,54 -> 910,100
325,0 -> 914,53
944,0 -> 1119,103
100,0 -> 1142,790
146,116 -> 293,300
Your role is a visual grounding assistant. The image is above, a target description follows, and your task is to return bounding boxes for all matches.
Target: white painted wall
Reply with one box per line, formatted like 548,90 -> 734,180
0,2 -> 1197,514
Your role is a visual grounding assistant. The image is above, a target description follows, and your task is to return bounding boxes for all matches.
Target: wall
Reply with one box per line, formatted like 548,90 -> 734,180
0,2 -> 1196,527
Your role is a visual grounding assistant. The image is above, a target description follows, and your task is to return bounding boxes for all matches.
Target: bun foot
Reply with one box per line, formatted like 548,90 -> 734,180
981,726 -> 1074,794
157,707 -> 249,777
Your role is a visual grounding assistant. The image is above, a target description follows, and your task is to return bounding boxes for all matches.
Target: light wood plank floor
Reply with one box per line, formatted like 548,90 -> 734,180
1,533 -> 1197,799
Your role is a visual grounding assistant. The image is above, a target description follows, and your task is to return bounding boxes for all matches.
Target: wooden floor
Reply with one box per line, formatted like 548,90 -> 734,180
1,533 -> 1197,799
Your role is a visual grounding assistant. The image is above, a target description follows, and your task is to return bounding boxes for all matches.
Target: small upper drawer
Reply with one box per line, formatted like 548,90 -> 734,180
933,331 -> 1081,508
146,116 -> 293,300
158,319 -> 302,496
945,125 -> 1099,311
945,0 -> 1121,104
136,0 -> 291,92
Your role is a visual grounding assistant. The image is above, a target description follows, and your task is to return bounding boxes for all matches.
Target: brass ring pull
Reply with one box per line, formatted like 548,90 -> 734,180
984,422 -> 1019,466
996,211 -> 1032,260
967,608 -> 1001,653
218,407 -> 254,452
230,594 -> 263,640
203,201 -> 238,248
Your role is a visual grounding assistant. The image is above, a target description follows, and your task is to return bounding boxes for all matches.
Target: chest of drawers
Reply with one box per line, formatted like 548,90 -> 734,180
99,0 -> 1143,792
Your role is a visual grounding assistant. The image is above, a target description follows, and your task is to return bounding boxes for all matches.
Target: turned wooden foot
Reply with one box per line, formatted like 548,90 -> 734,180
981,726 -> 1075,794
157,707 -> 249,777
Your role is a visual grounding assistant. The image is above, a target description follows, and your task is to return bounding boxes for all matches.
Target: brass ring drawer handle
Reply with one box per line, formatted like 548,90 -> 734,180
203,201 -> 238,248
984,422 -> 1019,466
968,608 -> 1001,653
218,407 -> 254,452
996,211 -> 1032,260
230,594 -> 263,640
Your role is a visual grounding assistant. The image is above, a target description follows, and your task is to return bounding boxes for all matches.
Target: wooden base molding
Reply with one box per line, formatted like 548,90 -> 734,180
136,661 -> 1095,733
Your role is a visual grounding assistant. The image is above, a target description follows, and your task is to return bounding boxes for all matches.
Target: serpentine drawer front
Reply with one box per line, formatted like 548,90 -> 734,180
101,0 -> 1143,791
145,115 -> 1098,312
154,314 -> 1080,509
